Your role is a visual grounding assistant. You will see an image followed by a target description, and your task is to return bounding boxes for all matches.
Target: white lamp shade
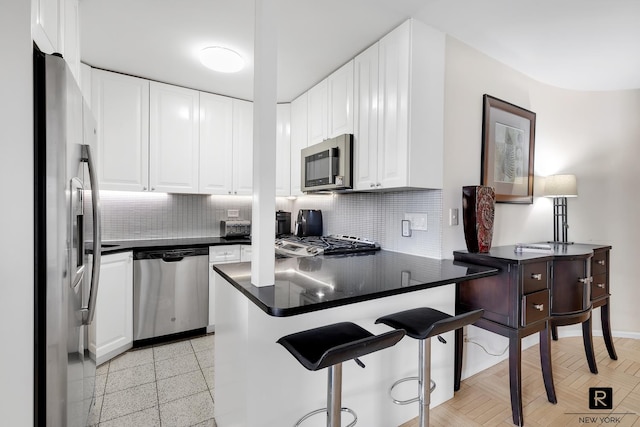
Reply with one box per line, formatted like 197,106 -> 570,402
199,47 -> 244,73
544,174 -> 578,197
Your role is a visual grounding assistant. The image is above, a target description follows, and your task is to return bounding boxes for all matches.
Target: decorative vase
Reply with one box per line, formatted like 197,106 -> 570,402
462,185 -> 495,253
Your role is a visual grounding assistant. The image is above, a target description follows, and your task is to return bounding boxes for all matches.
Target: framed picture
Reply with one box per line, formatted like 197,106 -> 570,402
481,94 -> 536,204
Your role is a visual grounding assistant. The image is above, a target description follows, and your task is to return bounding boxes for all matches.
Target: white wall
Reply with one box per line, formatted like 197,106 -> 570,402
441,36 -> 640,376
0,0 -> 34,424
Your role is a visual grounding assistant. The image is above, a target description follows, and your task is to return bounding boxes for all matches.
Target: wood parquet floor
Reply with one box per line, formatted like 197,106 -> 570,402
400,336 -> 640,426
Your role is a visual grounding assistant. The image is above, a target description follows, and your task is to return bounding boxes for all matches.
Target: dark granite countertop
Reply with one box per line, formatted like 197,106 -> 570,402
213,250 -> 499,317
98,236 -> 252,254
454,243 -> 611,264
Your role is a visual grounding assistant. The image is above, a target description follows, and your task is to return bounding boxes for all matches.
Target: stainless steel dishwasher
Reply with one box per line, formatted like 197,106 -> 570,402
133,247 -> 209,342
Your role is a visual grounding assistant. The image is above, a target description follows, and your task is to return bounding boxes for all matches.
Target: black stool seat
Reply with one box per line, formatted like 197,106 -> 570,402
376,307 -> 484,339
277,321 -> 405,371
375,307 -> 484,427
277,322 -> 405,426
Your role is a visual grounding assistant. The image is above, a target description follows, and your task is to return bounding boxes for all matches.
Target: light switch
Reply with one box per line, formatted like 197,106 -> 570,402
401,220 -> 411,237
449,208 -> 459,226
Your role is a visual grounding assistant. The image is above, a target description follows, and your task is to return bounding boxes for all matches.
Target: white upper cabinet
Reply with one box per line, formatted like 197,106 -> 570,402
276,104 -> 291,196
327,60 -> 354,138
62,0 -> 80,83
92,69 -> 150,191
32,0 -> 81,85
290,93 -> 308,196
199,96 -> 254,195
307,61 -> 354,146
80,63 -> 91,103
32,0 -> 60,54
356,19 -> 445,190
353,43 -> 380,191
199,92 -> 234,194
232,99 -> 253,195
149,81 -> 200,193
307,80 -> 328,145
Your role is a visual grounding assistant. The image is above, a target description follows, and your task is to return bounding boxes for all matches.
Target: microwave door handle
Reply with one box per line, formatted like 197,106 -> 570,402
81,144 -> 101,326
328,148 -> 335,183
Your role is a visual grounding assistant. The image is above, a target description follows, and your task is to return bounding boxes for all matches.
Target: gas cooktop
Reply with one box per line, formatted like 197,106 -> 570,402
275,234 -> 380,257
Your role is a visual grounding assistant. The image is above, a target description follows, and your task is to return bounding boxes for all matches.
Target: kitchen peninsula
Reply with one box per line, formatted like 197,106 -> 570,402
212,251 -> 497,426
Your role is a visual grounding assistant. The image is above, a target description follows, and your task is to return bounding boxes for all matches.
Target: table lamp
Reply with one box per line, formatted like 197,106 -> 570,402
544,174 -> 578,243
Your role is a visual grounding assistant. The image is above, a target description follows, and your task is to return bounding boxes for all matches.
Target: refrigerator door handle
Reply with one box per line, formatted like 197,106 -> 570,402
71,265 -> 85,289
81,144 -> 101,326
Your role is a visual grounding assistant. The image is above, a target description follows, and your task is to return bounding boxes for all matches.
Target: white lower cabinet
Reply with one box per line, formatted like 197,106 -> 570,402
90,251 -> 133,366
208,245 -> 243,332
240,245 -> 253,262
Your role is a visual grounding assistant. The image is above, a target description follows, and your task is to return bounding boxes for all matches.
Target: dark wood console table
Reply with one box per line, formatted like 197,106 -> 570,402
453,243 -> 616,426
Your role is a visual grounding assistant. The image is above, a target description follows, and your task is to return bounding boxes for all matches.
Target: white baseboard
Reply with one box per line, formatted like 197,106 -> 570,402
460,327 -> 640,381
555,329 -> 640,340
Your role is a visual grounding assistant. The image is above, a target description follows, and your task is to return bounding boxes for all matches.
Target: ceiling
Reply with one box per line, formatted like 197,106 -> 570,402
80,0 -> 640,103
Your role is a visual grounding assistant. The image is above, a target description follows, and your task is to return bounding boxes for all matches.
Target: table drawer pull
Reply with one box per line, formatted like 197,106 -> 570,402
578,277 -> 593,284
596,283 -> 606,289
533,303 -> 544,311
597,260 -> 606,266
531,273 -> 542,280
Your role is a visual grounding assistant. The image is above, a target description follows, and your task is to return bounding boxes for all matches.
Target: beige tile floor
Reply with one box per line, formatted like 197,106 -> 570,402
88,334 -> 217,427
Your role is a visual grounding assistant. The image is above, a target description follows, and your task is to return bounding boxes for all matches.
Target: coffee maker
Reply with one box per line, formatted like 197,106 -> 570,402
294,209 -> 323,237
276,211 -> 291,236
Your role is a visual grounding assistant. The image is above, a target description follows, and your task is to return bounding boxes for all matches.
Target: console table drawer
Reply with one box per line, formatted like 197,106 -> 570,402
591,273 -> 608,300
592,253 -> 607,275
522,289 -> 549,326
523,262 -> 548,294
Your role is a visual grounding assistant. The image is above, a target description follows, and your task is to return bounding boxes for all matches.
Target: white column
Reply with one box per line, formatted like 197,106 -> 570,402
251,0 -> 277,286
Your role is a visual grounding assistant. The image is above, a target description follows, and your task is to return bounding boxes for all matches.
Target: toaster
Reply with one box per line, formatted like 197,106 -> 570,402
220,220 -> 251,238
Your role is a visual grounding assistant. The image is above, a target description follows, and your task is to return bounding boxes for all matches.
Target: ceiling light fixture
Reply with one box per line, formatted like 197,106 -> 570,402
199,46 -> 245,73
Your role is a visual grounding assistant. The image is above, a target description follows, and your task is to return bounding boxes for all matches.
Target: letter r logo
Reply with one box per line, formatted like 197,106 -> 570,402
589,387 -> 613,409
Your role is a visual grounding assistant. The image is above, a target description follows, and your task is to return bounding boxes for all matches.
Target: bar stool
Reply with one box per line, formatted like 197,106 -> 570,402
277,321 -> 405,427
375,307 -> 484,427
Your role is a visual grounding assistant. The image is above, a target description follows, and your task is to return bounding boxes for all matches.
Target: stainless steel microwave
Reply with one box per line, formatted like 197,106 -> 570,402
301,134 -> 353,192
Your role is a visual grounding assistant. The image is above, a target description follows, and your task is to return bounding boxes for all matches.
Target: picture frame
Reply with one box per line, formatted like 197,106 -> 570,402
481,94 -> 536,204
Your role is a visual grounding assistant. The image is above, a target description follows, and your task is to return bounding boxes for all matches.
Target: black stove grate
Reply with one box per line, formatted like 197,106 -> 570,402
281,236 -> 380,255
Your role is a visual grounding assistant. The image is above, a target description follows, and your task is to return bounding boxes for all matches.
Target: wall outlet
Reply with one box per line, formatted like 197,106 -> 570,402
404,213 -> 428,231
227,209 -> 239,218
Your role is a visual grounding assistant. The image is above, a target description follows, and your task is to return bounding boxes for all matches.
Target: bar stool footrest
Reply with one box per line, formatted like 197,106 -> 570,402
389,376 -> 436,405
294,407 -> 358,427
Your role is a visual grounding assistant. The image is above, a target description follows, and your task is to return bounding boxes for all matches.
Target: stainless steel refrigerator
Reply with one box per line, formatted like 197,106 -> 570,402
34,47 -> 102,427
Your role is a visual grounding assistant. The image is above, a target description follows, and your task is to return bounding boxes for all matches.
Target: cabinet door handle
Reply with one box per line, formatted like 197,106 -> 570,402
596,283 -> 606,289
533,303 -> 544,311
578,277 -> 593,284
597,260 -> 606,266
531,273 -> 542,280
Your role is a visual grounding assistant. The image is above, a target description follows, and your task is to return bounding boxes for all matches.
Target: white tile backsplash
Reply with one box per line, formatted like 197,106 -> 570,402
100,189 -> 443,257
292,190 -> 442,258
